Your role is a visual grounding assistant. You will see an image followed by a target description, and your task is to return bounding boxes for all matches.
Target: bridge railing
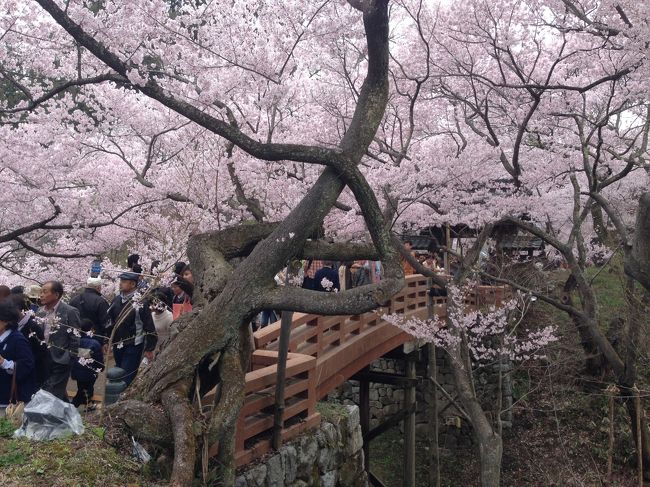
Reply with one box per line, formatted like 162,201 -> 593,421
230,275 -> 509,466
254,274 -> 433,355
230,349 -> 320,466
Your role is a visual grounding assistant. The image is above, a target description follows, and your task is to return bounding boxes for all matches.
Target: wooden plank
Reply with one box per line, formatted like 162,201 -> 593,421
368,471 -> 390,487
365,403 -> 416,443
242,397 -> 311,438
241,378 -> 310,416
359,369 -> 370,471
245,354 -> 315,392
350,370 -> 420,387
314,307 -> 429,390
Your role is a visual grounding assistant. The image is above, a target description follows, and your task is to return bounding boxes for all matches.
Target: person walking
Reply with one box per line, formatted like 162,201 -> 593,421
71,319 -> 104,408
314,261 -> 341,292
10,294 -> 48,388
106,272 -> 157,386
302,259 -> 324,290
38,281 -> 81,402
25,285 -> 41,312
400,240 -> 417,276
69,277 -> 109,343
0,301 -> 37,416
350,260 -> 372,288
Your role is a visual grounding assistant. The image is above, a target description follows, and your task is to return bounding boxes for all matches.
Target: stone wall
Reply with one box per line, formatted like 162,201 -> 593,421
235,404 -> 368,487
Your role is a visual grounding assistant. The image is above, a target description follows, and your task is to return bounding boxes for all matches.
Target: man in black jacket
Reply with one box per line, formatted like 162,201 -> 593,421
10,294 -> 48,388
69,277 -> 109,344
106,272 -> 157,386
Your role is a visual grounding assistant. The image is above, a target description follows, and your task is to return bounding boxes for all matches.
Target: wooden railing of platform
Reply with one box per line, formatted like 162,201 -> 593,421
223,274 -> 509,467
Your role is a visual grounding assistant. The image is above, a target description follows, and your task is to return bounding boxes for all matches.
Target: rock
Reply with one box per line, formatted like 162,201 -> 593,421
281,445 -> 298,484
266,454 -> 284,487
318,445 -> 336,471
245,464 -> 267,487
347,424 -> 363,455
297,435 -> 318,467
320,421 -> 339,447
339,452 -> 364,486
321,470 -> 337,487
345,405 -> 360,429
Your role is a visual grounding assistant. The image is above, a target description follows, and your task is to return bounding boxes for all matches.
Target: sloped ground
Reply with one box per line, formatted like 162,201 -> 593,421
0,419 -> 161,487
369,264 -> 645,486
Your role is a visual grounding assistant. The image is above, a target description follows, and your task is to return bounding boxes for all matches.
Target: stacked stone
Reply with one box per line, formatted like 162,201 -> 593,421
235,405 -> 368,487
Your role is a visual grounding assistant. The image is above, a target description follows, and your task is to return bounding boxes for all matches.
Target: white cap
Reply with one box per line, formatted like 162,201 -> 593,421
86,277 -> 103,288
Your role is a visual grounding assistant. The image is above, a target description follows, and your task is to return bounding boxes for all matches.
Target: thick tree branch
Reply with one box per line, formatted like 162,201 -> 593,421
13,236 -> 97,259
0,72 -> 124,114
264,280 -> 400,316
0,197 -> 61,244
626,193 -> 650,291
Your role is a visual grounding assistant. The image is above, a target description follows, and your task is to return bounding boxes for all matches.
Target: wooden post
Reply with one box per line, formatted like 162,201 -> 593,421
404,353 -> 417,487
272,267 -> 293,451
636,387 -> 643,487
360,366 -> 370,471
426,278 -> 441,487
444,224 -> 451,274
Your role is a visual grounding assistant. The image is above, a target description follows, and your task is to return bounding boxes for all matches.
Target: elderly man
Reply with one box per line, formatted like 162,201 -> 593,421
39,281 -> 82,401
70,277 -> 109,343
106,272 -> 157,386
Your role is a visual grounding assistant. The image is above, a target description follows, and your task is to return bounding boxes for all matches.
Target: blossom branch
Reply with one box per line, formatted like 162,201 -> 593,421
33,0 -> 346,168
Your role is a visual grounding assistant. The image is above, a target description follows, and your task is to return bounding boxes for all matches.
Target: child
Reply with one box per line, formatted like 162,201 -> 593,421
71,319 -> 104,408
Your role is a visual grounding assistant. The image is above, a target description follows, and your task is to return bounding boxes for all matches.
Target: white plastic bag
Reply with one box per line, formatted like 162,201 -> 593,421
13,390 -> 85,440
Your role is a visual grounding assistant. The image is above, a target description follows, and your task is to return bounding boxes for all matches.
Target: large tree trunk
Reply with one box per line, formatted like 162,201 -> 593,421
91,2 -> 395,485
444,225 -> 504,487
561,275 -> 606,377
447,344 -> 503,487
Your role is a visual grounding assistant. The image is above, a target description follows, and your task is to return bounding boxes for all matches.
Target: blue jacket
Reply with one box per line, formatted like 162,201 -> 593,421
0,329 -> 37,404
71,336 -> 104,383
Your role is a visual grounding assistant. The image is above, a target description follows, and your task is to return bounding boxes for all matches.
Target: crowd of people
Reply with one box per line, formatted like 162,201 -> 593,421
0,254 -> 195,416
254,241 -> 446,329
0,243 -> 445,416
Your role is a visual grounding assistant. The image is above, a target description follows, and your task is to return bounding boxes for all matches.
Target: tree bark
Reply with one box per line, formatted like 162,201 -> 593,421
34,2 -> 398,485
561,275 -> 606,377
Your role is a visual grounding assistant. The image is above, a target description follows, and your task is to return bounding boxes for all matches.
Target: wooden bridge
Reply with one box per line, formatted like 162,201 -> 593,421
225,274 -> 509,467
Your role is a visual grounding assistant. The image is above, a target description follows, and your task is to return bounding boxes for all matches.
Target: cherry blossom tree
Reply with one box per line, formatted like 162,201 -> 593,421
0,1 -> 409,484
2,0 -> 650,485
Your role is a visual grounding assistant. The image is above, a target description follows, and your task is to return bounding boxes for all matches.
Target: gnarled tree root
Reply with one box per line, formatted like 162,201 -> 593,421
161,382 -> 197,487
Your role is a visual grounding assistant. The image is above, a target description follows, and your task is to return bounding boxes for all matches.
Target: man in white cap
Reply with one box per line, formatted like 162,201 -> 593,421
25,284 -> 42,312
69,277 -> 109,343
